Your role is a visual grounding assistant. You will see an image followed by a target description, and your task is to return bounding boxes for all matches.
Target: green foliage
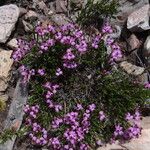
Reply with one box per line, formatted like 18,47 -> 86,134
0,127 -> 28,144
0,99 -> 6,112
0,129 -> 15,144
77,0 -> 119,27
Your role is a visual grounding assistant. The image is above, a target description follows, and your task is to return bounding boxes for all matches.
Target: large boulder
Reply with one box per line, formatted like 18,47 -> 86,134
127,4 -> 150,32
111,0 -> 149,27
0,4 -> 19,43
0,50 -> 13,92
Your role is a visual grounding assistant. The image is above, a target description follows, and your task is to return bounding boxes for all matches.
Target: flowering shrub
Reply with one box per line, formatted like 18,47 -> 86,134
11,23 -> 150,149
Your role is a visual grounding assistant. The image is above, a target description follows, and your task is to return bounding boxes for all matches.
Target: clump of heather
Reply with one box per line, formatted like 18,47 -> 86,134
12,22 -> 150,149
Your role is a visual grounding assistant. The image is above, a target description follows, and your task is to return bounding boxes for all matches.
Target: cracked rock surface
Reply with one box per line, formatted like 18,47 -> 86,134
0,4 -> 19,43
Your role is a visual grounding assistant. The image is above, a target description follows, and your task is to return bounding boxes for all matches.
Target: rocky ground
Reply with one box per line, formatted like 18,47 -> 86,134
0,0 -> 150,150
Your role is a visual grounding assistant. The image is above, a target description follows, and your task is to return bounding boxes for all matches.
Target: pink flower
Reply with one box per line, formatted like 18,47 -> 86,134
38,69 -> 45,76
99,111 -> 106,121
144,82 -> 150,89
56,68 -> 63,76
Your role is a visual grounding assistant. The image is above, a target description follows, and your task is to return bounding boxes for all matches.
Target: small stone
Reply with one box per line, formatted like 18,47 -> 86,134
19,7 -> 27,17
24,10 -> 38,21
48,10 -> 55,16
0,94 -> 9,102
0,4 -> 20,43
128,34 -> 141,50
127,4 -> 150,32
51,14 -> 71,26
0,79 -> 8,92
0,79 -> 28,150
137,73 -> 148,85
56,0 -> 67,13
32,0 -> 49,15
22,20 -> 33,32
38,1 -> 49,15
41,19 -> 53,28
70,0 -> 83,9
7,38 -> 18,49
0,50 -> 13,92
11,120 -> 21,131
141,117 -> 150,129
97,141 -> 125,150
144,35 -> 150,57
120,61 -> 145,76
0,50 -> 13,78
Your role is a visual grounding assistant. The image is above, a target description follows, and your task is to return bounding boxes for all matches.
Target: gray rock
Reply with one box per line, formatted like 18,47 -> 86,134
127,4 -> 150,32
22,20 -> 33,32
144,35 -> 150,57
48,10 -> 55,16
56,0 -> 67,13
141,117 -> 150,129
51,14 -> 71,26
97,141 -> 125,150
7,38 -> 18,49
0,94 -> 8,102
138,73 -> 148,85
0,5 -> 19,43
0,78 -> 28,150
128,34 -> 141,50
0,50 -> 13,78
120,61 -> 145,76
111,0 -> 149,27
32,0 -> 49,15
19,7 -> 27,17
0,50 -> 13,92
0,79 -> 8,92
145,99 -> 150,110
24,10 -> 38,21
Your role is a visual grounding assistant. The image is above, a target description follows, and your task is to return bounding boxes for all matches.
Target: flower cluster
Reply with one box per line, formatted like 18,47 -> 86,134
38,69 -> 45,76
49,137 -> 61,149
24,104 -> 39,125
113,110 -> 142,141
19,65 -> 35,83
111,43 -> 122,61
102,23 -> 113,34
39,39 -> 55,53
99,111 -> 106,121
56,68 -> 63,76
144,82 -> 150,89
50,104 -> 96,149
44,82 -> 62,112
29,123 -> 48,145
92,35 -> 102,49
12,39 -> 34,61
91,24 -> 122,61
63,108 -> 93,149
63,48 -> 77,69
